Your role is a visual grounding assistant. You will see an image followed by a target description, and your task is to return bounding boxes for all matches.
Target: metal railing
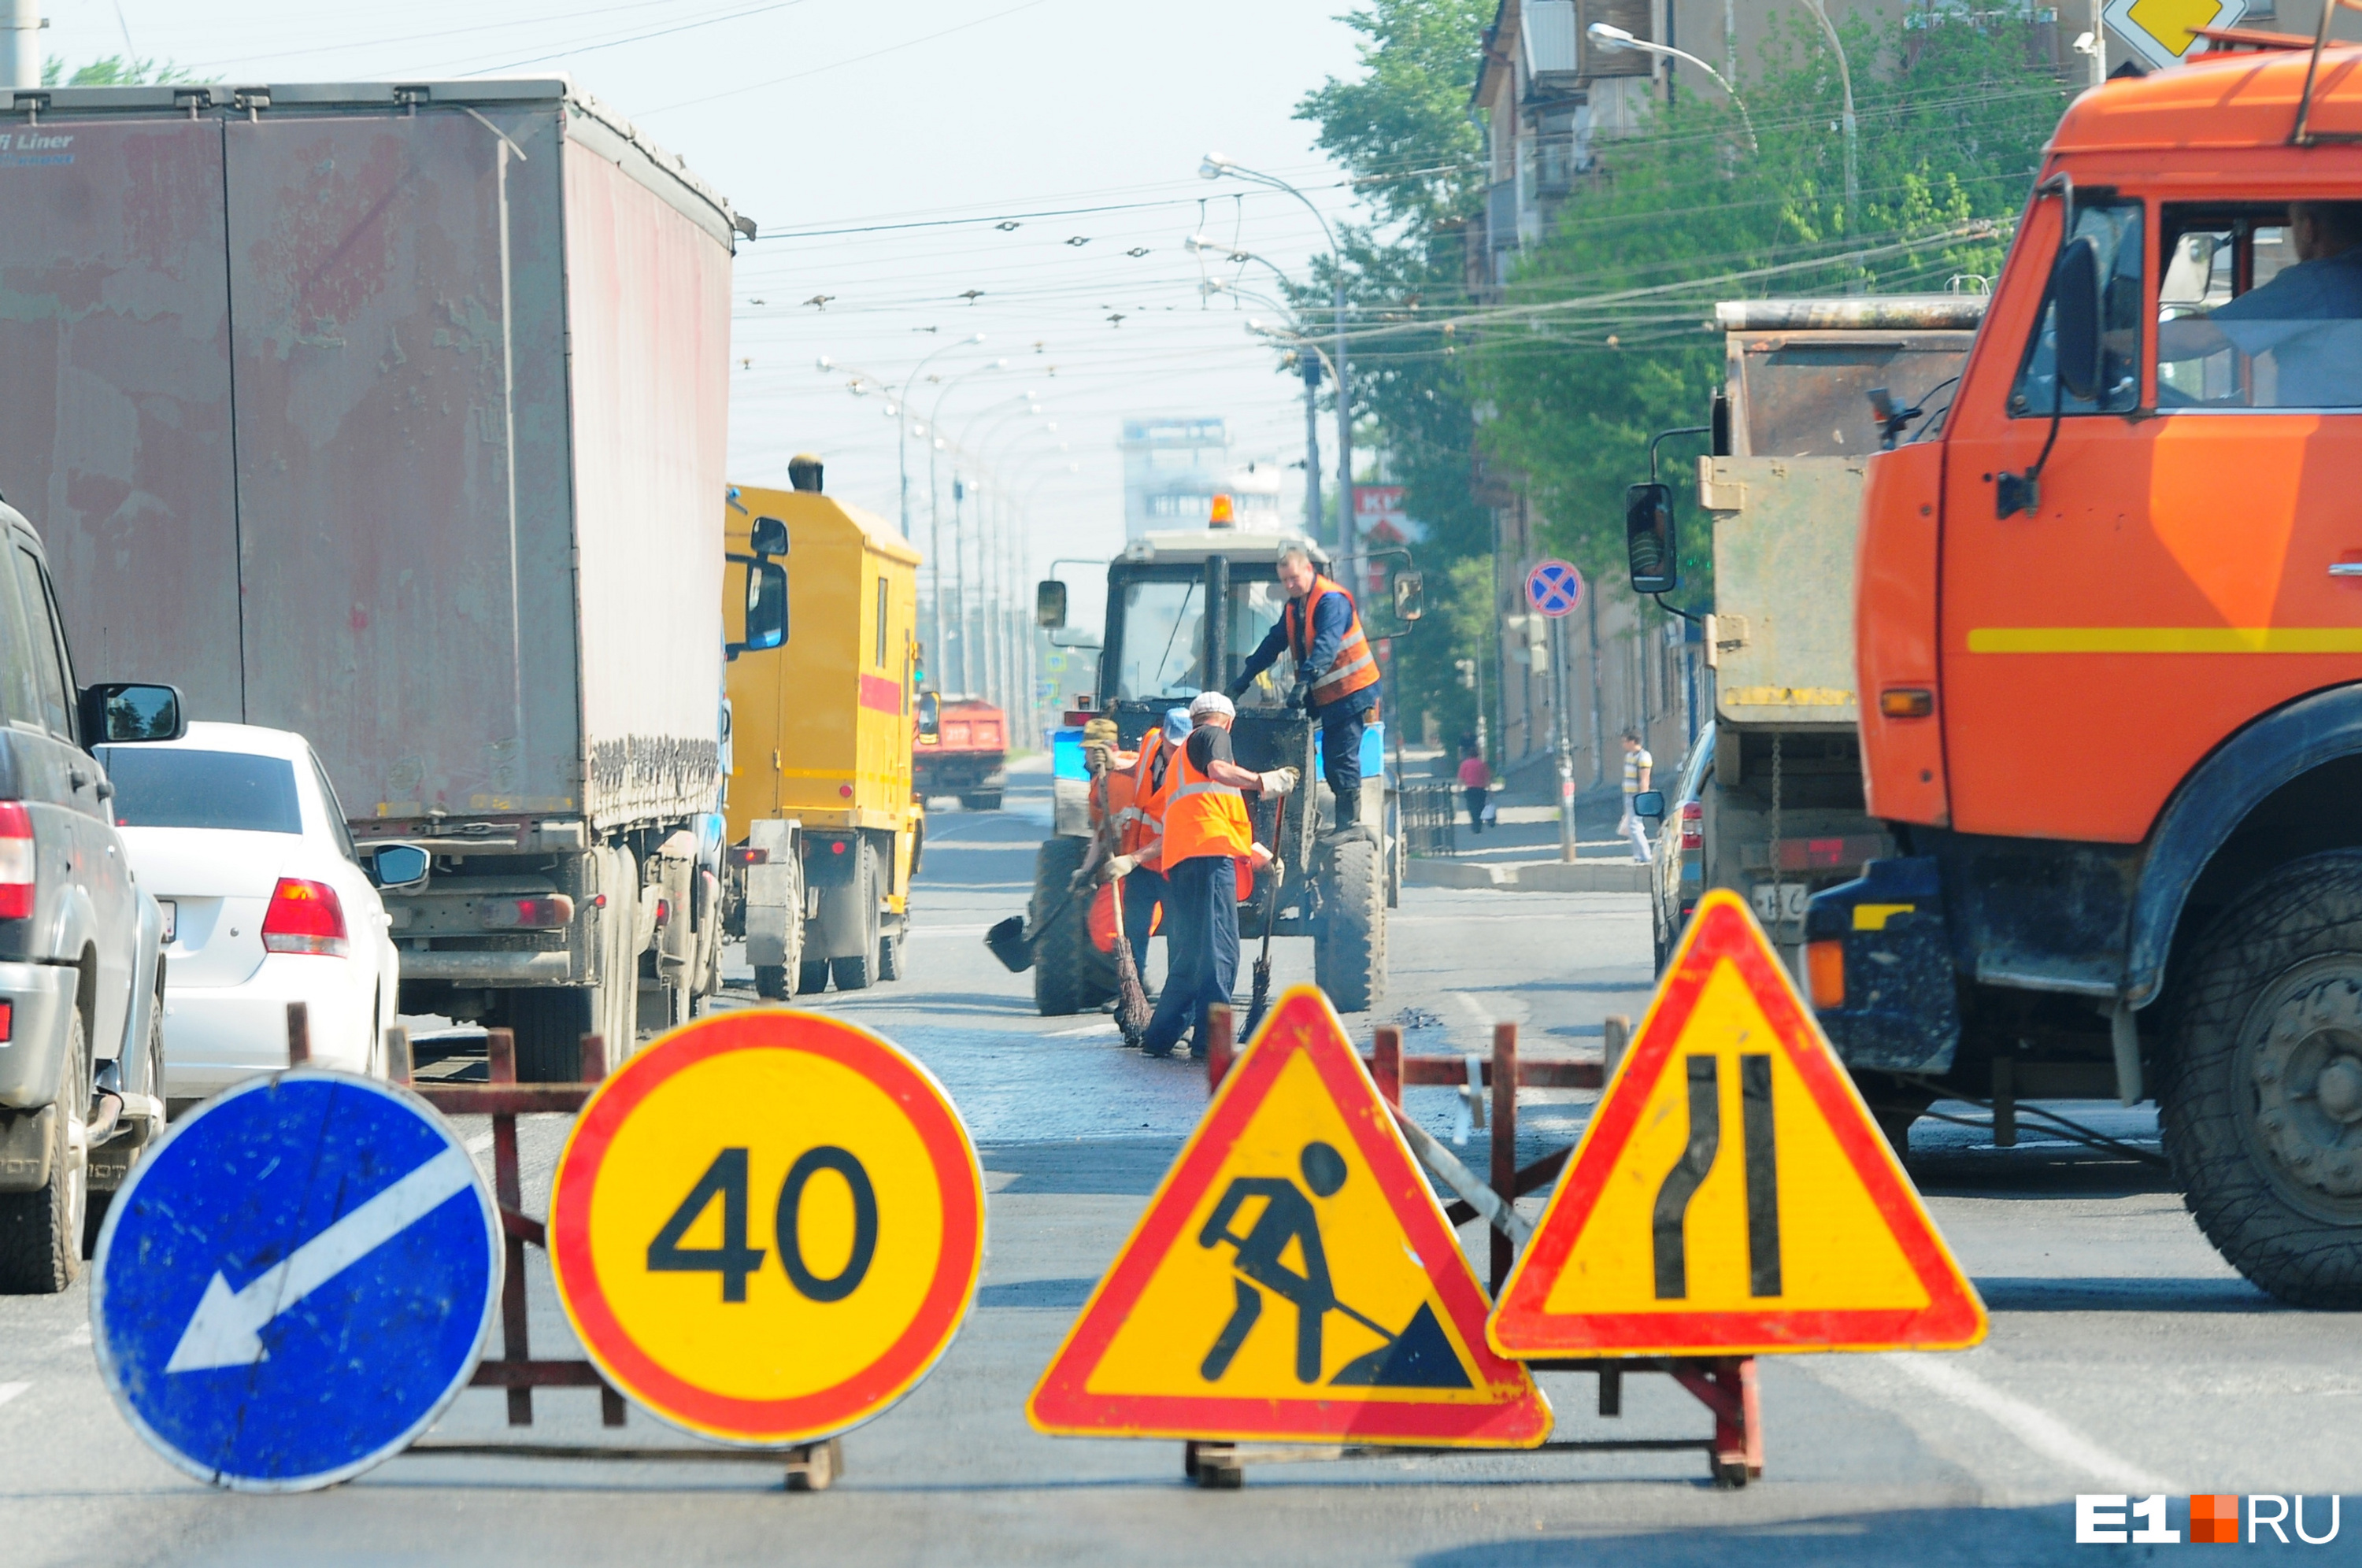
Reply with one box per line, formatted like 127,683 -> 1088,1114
1398,779 -> 1461,859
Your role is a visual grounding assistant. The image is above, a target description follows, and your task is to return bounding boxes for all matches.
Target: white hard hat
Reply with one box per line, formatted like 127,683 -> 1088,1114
1189,690 -> 1235,721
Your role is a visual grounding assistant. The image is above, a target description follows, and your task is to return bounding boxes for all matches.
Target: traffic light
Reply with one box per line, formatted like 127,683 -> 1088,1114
1625,482 -> 1678,595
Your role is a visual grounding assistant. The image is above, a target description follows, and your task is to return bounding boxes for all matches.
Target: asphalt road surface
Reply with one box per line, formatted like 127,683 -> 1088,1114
4,760 -> 2356,1565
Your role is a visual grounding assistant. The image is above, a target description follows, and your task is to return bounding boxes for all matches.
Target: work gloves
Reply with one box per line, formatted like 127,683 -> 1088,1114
1257,767 -> 1300,797
1287,682 -> 1312,712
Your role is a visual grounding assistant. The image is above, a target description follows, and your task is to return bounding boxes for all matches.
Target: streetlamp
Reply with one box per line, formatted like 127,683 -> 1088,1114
953,394 -> 1046,704
1585,24 -> 1760,153
1190,235 -> 1329,534
1797,1 -> 1859,230
1200,153 -> 1357,582
922,357 -> 1007,691
897,332 -> 984,545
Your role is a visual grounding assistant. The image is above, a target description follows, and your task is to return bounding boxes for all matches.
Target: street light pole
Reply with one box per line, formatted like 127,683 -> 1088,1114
1586,24 -> 1760,153
924,356 -> 1006,693
1201,154 -> 1354,581
1192,238 -> 1327,534
1800,0 -> 1859,229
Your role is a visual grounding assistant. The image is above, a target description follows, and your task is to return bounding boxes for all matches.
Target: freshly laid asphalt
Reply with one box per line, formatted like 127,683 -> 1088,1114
3,756 -> 2355,1565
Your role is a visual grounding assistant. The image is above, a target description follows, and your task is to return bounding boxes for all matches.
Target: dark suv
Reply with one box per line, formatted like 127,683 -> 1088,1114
0,500 -> 183,1292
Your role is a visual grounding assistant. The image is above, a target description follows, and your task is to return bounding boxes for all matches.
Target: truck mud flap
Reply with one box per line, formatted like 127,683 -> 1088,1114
1804,856 -> 1961,1074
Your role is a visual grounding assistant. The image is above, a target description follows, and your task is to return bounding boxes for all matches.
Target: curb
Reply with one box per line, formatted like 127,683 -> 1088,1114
1405,859 -> 1654,893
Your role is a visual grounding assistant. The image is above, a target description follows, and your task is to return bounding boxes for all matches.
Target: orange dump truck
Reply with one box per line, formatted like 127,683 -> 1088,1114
913,696 -> 1008,811
1807,28 -> 2362,1304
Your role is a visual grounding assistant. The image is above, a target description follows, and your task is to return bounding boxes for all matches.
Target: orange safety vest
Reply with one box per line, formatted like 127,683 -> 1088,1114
1161,732 -> 1253,864
1116,731 -> 1168,861
1285,574 -> 1380,708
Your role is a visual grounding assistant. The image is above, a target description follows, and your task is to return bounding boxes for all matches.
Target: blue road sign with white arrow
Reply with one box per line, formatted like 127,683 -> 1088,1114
91,1071 -> 501,1492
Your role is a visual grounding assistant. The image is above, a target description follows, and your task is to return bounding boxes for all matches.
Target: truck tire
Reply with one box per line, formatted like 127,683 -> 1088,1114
1032,834 -> 1111,1016
830,843 -> 883,992
2160,849 -> 2362,1307
513,988 -> 594,1083
879,929 -> 904,982
0,1011 -> 87,1293
1314,834 -> 1386,1015
797,959 -> 831,995
961,792 -> 1002,812
755,965 -> 790,1000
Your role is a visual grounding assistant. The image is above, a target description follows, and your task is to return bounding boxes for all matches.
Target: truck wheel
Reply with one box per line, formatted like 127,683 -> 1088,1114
0,1011 -> 87,1293
513,988 -> 594,1082
830,844 -> 883,992
961,792 -> 1002,812
2160,849 -> 2362,1307
796,960 -> 831,995
755,965 -> 790,1000
1315,834 -> 1386,1015
1031,835 -> 1111,1015
878,930 -> 904,982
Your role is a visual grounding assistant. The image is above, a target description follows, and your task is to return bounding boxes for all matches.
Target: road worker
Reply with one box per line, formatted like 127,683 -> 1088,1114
1138,692 -> 1296,1060
1226,545 -> 1381,838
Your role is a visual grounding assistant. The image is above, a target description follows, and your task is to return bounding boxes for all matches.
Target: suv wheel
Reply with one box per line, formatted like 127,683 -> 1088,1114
0,1010 -> 88,1293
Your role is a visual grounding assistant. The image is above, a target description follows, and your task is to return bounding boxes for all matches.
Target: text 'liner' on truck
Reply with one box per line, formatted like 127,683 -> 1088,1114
0,78 -> 765,1081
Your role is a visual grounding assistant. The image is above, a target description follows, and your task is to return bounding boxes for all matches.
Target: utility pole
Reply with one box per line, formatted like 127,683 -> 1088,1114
1585,584 -> 1606,788
1301,356 -> 1324,537
2,0 -> 40,90
1335,280 -> 1355,586
2087,0 -> 2106,89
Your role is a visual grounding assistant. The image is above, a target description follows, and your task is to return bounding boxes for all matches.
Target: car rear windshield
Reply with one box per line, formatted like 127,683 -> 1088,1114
96,748 -> 302,834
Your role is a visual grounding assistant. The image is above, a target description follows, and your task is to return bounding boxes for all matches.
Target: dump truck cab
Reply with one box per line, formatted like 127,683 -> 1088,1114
1810,35 -> 2362,1306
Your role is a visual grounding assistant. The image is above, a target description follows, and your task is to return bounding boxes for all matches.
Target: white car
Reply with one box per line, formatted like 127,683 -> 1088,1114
98,722 -> 408,1096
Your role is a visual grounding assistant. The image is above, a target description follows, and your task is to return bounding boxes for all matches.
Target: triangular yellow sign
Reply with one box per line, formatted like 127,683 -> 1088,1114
1029,986 -> 1551,1446
1489,889 -> 1986,1358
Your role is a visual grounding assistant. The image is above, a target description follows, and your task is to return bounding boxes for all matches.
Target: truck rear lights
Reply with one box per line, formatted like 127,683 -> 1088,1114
1679,801 -> 1703,852
729,846 -> 769,867
1806,940 -> 1846,1010
0,1000 -> 12,1041
1879,687 -> 1935,719
829,839 -> 846,855
263,878 -> 349,956
0,801 -> 32,920
480,895 -> 576,930
839,783 -> 854,798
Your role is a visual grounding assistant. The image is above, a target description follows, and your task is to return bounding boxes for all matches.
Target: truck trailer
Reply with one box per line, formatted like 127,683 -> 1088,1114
0,78 -> 753,1080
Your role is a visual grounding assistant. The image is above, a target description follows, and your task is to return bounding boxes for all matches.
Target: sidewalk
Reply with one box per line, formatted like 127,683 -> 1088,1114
1394,745 -> 1657,892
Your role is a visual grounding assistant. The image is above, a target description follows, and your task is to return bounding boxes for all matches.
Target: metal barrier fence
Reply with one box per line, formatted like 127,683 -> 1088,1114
1398,780 -> 1461,859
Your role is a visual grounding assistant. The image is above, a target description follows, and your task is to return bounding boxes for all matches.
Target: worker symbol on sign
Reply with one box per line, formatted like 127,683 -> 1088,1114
1197,1141 -> 1469,1389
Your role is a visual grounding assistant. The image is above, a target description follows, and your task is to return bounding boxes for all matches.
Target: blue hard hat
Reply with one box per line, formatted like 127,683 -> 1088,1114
1164,708 -> 1191,742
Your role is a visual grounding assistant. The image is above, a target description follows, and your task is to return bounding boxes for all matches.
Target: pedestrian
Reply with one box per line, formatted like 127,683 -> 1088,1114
1224,545 -> 1381,840
1619,728 -> 1654,864
1138,692 -> 1297,1060
1456,739 -> 1490,837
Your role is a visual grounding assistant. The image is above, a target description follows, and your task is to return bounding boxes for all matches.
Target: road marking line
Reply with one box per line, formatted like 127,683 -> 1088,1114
1885,1352 -> 2176,1494
54,1324 -> 90,1349
1449,992 -> 1494,1028
465,1132 -> 493,1156
0,1382 -> 27,1408
1047,1021 -> 1120,1037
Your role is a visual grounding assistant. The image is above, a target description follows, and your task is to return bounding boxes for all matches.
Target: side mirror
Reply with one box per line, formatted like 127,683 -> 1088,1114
729,560 -> 787,659
1631,789 -> 1666,820
370,842 -> 431,892
2050,234 -> 2105,404
1625,483 -> 1677,595
1036,579 -> 1068,629
750,516 -> 788,557
81,682 -> 184,744
916,691 -> 941,739
1390,568 -> 1425,624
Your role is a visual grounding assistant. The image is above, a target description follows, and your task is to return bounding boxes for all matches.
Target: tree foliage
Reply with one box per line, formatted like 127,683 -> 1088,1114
42,55 -> 189,87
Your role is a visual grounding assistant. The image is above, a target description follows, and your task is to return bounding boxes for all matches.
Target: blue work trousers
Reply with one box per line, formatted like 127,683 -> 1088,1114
1120,865 -> 1166,970
1139,854 -> 1238,1058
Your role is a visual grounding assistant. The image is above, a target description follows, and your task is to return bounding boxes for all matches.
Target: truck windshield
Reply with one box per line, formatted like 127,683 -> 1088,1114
1227,578 -> 1290,695
97,748 -> 303,834
1113,579 -> 1206,701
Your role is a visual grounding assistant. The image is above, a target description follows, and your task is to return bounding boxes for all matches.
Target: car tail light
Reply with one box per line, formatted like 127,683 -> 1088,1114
0,1000 -> 13,1041
1806,940 -> 1846,1010
729,845 -> 769,867
0,802 -> 31,921
1679,801 -> 1703,852
263,877 -> 348,956
480,895 -> 576,930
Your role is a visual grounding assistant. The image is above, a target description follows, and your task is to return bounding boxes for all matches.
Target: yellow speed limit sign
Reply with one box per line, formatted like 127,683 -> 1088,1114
548,1010 -> 984,1446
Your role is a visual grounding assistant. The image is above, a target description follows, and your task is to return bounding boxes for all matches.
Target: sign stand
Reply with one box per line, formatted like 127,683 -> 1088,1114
382,1027 -> 843,1492
1197,1008 -> 1762,1488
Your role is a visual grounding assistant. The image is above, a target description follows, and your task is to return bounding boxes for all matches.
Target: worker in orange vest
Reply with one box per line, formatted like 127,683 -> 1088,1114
1227,544 -> 1381,838
1098,707 -> 1190,968
1137,692 -> 1296,1060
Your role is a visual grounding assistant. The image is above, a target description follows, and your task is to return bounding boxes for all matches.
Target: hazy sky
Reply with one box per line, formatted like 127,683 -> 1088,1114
39,0 -> 1375,578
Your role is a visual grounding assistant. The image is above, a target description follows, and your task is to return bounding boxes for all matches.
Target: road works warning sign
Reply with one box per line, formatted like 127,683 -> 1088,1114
1488,890 -> 1985,1359
1029,987 -> 1550,1447
549,1010 -> 984,1446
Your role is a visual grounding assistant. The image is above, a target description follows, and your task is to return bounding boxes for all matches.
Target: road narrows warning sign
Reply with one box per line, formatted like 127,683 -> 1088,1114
1029,986 -> 1551,1446
1487,890 -> 1986,1358
549,1010 -> 984,1447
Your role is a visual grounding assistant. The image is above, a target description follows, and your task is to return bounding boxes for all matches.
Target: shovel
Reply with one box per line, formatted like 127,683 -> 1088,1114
1243,719 -> 1320,1038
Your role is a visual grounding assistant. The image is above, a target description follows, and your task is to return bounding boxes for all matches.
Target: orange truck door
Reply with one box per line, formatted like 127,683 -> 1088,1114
1938,192 -> 2362,845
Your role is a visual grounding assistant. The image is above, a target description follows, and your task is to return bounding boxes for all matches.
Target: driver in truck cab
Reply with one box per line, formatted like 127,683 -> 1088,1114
2156,200 -> 2362,407
1225,546 -> 1380,838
